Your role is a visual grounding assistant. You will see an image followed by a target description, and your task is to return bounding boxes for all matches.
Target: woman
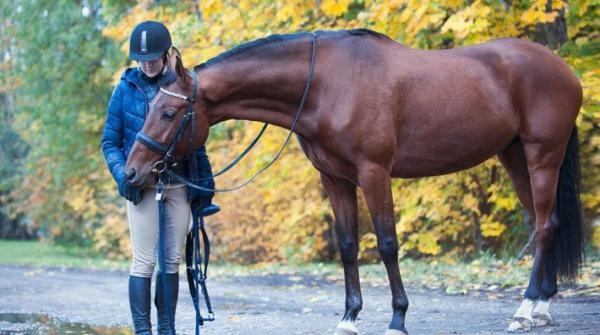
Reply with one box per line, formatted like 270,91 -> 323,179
102,21 -> 215,335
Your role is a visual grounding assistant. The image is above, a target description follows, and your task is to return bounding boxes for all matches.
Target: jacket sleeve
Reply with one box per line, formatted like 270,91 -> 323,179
101,83 -> 127,191
188,145 -> 215,201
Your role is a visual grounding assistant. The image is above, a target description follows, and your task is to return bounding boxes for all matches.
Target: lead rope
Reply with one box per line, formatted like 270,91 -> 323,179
155,180 -> 176,334
186,209 -> 215,335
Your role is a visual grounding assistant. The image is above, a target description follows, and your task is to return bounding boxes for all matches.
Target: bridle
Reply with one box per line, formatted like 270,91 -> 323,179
135,68 -> 199,174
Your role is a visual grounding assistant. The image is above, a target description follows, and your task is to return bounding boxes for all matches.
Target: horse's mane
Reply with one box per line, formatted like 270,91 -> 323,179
158,67 -> 178,87
194,29 -> 387,71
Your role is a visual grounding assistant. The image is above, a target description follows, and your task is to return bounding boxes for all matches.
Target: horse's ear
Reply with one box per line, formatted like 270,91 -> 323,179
169,47 -> 189,86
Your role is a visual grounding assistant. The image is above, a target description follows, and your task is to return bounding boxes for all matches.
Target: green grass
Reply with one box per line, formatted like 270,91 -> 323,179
0,239 -> 129,270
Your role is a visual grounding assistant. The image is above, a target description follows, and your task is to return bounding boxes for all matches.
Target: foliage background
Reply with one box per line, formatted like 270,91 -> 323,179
0,0 -> 598,264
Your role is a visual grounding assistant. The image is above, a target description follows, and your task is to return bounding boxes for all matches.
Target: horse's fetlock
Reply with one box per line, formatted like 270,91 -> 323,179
346,297 -> 362,316
393,297 -> 409,313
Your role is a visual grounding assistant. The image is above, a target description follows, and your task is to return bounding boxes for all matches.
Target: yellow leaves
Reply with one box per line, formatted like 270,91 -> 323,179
582,68 -> 600,108
359,232 -> 378,260
521,10 -> 557,25
275,1 -> 311,26
102,0 -> 158,41
593,222 -> 600,250
441,1 -> 491,39
417,231 -> 442,255
440,0 -> 464,10
93,208 -> 131,260
201,0 -> 224,19
320,0 -> 351,18
520,0 -> 565,25
480,215 -> 506,238
462,194 -> 480,216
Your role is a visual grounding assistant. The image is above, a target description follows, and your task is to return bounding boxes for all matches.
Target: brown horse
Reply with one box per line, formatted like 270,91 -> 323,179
125,29 -> 584,334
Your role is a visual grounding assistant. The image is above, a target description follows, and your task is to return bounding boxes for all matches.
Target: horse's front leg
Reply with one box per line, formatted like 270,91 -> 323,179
359,163 -> 408,335
320,173 -> 362,335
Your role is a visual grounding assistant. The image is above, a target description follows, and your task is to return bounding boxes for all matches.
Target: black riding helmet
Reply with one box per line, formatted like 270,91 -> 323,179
129,21 -> 172,61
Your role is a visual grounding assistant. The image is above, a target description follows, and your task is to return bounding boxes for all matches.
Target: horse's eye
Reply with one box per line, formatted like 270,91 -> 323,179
161,111 -> 176,121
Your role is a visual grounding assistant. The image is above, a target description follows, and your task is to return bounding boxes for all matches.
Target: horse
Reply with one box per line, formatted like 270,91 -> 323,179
124,29 -> 584,334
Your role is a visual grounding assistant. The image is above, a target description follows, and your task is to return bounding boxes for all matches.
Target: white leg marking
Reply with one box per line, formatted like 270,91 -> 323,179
507,298 -> 535,332
514,298 -> 535,321
532,299 -> 552,326
335,320 -> 358,335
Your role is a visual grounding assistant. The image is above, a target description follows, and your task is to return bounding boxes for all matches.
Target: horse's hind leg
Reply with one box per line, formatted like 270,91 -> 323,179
498,140 -> 543,329
505,139 -> 567,332
358,163 -> 408,335
320,173 -> 363,335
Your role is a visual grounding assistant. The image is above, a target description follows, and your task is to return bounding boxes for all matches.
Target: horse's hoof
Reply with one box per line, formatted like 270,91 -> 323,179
507,318 -> 533,332
532,313 -> 552,327
532,300 -> 552,327
335,321 -> 358,335
335,327 -> 358,335
384,329 -> 408,335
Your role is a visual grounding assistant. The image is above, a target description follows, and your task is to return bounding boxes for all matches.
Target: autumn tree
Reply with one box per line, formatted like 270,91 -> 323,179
2,0 -> 598,261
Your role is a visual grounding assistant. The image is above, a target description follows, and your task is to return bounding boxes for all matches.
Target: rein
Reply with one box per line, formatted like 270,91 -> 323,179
166,31 -> 318,192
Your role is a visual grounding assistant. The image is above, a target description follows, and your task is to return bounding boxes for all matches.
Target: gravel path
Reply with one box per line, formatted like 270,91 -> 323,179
0,265 -> 598,334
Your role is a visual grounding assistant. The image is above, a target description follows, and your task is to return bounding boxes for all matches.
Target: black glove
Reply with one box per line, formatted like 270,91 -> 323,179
187,146 -> 215,202
118,180 -> 144,205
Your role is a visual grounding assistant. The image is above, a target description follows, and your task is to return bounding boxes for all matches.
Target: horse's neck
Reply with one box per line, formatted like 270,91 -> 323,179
201,55 -> 310,129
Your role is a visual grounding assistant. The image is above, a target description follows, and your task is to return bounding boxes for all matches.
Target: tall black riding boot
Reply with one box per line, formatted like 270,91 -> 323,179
129,275 -> 153,335
155,271 -> 179,335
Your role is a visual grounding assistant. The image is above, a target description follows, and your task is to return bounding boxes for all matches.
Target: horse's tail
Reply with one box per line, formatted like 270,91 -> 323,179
553,127 -> 584,282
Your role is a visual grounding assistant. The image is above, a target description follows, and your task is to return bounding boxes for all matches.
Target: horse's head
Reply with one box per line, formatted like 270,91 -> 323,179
125,47 -> 210,187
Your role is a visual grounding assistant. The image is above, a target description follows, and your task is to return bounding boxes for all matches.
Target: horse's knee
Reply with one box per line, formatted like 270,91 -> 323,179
338,238 -> 358,264
377,236 -> 399,264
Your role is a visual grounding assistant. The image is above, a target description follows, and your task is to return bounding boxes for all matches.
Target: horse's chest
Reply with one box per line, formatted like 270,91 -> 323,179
296,136 -> 356,181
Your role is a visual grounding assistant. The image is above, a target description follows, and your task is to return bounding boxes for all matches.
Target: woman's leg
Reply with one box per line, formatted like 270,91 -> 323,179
127,190 -> 159,334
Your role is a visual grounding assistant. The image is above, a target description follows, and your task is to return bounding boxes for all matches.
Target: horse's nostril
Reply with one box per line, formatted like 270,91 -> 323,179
126,168 -> 136,181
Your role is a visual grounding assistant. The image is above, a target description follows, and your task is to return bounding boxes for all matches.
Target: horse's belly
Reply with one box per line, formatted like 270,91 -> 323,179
391,150 -> 496,178
391,115 -> 517,178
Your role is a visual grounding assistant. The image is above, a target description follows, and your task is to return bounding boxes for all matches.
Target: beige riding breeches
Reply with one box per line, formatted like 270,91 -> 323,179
126,184 -> 190,277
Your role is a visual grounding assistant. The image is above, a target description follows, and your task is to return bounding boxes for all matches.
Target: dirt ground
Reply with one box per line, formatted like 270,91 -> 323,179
0,265 -> 598,335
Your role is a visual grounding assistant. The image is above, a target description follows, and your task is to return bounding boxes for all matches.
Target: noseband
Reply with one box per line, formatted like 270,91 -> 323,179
135,69 -> 199,173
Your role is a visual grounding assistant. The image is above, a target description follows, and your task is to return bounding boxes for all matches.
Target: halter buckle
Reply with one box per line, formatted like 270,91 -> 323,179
152,160 -> 168,174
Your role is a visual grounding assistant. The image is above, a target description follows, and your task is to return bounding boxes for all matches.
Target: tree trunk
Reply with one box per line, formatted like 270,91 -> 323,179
529,0 -> 568,49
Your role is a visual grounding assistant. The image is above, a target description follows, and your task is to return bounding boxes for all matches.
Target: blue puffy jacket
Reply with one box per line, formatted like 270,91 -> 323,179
101,67 -> 214,202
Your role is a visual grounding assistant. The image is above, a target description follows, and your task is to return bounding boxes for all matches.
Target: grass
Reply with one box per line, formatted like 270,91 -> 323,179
1,239 -> 598,295
0,239 -> 129,271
